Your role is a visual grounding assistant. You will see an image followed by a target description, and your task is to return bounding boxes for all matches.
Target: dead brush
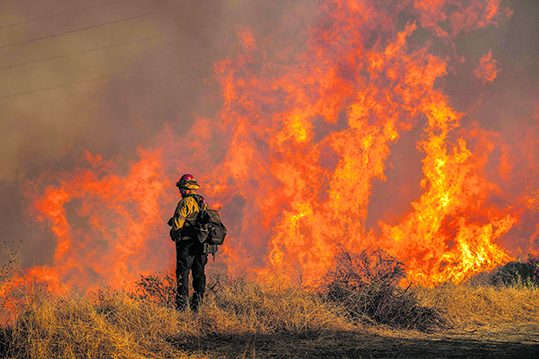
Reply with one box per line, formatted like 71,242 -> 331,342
490,254 -> 539,288
130,271 -> 177,308
321,249 -> 451,331
129,270 -> 224,309
0,245 -> 25,325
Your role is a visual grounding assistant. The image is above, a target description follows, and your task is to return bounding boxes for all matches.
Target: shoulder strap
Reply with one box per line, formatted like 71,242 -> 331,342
185,193 -> 206,212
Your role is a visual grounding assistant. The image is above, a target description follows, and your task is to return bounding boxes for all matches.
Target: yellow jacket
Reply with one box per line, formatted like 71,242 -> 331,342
170,193 -> 208,241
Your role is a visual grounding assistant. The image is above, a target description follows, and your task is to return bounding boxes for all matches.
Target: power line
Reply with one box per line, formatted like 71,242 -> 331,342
0,0 -> 214,51
0,30 -> 182,70
0,0 -> 231,71
0,0 -> 129,29
0,50 -> 225,100
0,0 -> 260,99
0,0 -> 241,72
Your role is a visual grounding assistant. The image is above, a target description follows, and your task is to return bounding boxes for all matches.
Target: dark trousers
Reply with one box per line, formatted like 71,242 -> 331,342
175,240 -> 208,309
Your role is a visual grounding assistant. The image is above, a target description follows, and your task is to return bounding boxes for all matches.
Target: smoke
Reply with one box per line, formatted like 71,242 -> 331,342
1,0 -> 538,285
0,0 -> 323,272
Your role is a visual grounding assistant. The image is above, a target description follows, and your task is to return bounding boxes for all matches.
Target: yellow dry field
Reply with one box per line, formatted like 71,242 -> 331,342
2,278 -> 539,358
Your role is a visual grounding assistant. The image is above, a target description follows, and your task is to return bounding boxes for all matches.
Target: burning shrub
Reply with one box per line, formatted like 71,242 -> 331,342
321,249 -> 451,331
491,254 -> 539,288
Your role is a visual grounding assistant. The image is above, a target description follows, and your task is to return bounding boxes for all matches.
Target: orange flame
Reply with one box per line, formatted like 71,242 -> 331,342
26,148 -> 169,291
475,50 -> 500,83
23,0 -> 535,291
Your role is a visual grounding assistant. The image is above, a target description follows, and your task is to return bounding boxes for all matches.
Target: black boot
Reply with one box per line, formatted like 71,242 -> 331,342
176,295 -> 189,312
190,292 -> 204,312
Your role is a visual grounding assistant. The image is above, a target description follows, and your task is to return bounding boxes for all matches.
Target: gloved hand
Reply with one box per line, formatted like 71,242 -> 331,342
170,228 -> 177,242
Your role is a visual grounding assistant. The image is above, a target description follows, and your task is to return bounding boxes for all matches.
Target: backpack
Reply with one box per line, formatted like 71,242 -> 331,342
184,194 -> 227,256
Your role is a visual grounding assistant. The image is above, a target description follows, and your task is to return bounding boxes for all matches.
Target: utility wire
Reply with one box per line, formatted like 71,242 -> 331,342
0,0 -> 129,29
0,0 -> 215,51
0,0 -> 232,71
0,50 -> 226,100
0,30 -> 182,70
0,0 -> 258,99
0,0 -> 240,72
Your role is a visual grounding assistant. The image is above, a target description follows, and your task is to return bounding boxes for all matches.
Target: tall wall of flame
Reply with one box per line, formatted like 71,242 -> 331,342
20,0 -> 539,291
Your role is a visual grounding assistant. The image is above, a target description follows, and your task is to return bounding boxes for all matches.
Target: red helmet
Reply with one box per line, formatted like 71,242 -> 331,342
176,174 -> 200,190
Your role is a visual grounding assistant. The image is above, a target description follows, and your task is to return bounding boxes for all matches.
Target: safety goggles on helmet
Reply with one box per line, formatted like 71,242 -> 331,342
176,174 -> 200,190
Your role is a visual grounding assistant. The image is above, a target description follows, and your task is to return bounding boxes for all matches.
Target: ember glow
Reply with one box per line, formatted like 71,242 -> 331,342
16,0 -> 539,290
475,50 -> 500,83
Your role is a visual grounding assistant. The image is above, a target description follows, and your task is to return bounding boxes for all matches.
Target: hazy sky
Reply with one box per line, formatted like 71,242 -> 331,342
1,0 -> 538,272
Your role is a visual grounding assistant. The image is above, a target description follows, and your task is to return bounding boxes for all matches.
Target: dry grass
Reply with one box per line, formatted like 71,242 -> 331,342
5,292 -> 195,359
415,281 -> 539,330
321,250 -> 451,331
2,248 -> 539,358
203,274 -> 354,335
4,273 -> 539,358
2,273 -> 353,359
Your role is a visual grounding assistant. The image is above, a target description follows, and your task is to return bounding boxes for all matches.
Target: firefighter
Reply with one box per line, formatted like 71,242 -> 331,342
168,174 -> 209,312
